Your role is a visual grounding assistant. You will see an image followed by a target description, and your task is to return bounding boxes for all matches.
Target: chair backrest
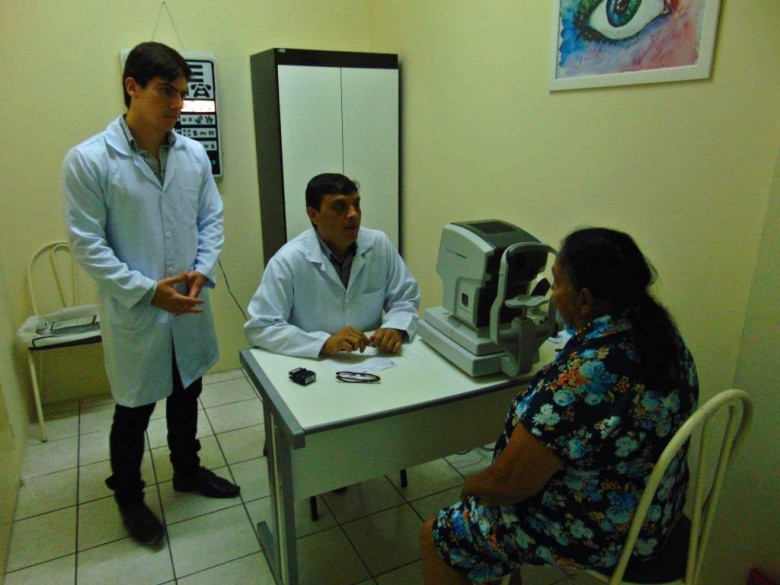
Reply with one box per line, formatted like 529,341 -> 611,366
27,240 -> 96,314
606,389 -> 753,585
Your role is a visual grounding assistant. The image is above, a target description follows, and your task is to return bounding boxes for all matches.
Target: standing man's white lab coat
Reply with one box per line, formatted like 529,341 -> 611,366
63,116 -> 223,407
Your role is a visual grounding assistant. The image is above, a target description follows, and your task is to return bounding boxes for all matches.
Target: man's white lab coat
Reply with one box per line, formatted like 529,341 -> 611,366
244,227 -> 419,357
63,116 -> 223,407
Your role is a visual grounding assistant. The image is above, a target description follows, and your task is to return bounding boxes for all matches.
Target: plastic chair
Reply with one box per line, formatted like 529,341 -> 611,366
14,241 -> 101,441
501,389 -> 752,585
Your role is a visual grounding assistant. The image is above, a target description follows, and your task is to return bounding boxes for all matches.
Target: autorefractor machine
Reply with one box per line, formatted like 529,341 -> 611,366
418,220 -> 558,377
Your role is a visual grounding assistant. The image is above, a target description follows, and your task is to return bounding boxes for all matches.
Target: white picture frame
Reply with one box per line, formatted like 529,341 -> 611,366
549,0 -> 722,91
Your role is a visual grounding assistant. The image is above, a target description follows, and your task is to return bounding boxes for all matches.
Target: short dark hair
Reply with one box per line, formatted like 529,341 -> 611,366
305,173 -> 359,211
122,42 -> 191,108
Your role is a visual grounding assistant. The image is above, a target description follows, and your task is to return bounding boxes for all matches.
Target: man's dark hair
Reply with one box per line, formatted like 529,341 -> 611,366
122,42 -> 191,108
305,173 -> 359,211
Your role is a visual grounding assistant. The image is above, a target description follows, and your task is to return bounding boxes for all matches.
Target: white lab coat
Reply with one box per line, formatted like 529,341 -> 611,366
244,227 -> 420,358
62,116 -> 223,407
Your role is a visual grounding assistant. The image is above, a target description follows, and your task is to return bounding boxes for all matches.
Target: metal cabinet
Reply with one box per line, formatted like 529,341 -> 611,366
250,48 -> 401,263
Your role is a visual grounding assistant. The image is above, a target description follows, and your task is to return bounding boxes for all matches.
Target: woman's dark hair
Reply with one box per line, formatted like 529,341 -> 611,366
122,42 -> 191,108
305,173 -> 359,211
558,227 -> 682,387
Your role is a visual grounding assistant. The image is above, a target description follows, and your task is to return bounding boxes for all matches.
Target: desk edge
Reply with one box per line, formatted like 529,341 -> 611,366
240,348 -> 306,449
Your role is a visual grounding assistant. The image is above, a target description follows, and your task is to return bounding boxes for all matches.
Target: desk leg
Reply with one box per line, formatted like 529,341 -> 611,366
259,409 -> 298,585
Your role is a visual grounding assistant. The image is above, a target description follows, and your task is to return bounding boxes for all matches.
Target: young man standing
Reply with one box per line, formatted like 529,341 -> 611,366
63,42 -> 239,547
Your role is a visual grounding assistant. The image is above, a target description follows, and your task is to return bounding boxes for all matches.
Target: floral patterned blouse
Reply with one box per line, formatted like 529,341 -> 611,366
492,313 -> 698,570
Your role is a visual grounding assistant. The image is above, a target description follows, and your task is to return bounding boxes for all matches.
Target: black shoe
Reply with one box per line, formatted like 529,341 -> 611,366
118,501 -> 164,547
172,467 -> 241,498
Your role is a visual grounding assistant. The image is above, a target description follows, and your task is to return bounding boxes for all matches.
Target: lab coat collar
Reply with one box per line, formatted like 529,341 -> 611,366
303,227 -> 374,290
104,116 -> 183,189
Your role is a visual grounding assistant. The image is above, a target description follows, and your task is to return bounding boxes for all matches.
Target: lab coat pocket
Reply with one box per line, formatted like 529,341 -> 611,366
173,187 -> 199,227
108,296 -> 157,333
356,289 -> 386,325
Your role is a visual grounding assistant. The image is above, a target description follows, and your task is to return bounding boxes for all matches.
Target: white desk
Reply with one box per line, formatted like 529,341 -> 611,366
240,336 -> 557,585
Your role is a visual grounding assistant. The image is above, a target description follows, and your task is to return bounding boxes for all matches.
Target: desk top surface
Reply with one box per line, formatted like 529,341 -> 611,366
242,335 -> 561,438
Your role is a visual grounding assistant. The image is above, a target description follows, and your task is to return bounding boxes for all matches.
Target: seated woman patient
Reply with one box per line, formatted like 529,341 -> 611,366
420,227 -> 699,585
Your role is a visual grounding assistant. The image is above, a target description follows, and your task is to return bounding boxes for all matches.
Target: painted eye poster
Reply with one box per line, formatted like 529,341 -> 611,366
550,0 -> 721,90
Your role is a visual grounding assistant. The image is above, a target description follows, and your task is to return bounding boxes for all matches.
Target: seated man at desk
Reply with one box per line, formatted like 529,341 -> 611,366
245,172 -> 420,357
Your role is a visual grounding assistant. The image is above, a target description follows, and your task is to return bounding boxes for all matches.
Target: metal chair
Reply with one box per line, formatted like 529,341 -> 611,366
14,241 -> 101,441
501,389 -> 752,585
584,389 -> 753,585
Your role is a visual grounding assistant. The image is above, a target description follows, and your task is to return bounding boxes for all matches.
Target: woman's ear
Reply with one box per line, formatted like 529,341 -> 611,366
578,287 -> 596,320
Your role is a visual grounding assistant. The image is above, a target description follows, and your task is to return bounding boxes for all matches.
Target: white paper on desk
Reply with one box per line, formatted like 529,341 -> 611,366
322,346 -> 403,374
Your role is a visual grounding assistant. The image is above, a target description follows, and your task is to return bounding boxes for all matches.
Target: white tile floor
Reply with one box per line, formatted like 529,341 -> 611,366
5,369 -> 582,585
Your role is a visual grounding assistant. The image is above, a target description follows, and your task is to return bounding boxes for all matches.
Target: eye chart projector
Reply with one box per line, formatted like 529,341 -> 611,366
418,220 -> 558,377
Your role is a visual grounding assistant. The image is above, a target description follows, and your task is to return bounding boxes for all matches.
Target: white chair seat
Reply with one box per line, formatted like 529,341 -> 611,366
16,241 -> 102,441
16,304 -> 101,349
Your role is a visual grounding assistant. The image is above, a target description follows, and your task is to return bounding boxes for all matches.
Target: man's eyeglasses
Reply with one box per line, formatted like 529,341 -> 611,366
154,83 -> 187,102
336,371 -> 380,384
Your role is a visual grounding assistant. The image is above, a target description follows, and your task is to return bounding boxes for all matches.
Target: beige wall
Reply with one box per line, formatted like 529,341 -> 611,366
0,0 -> 376,397
1,0 -> 778,582
368,0 -> 780,403
367,1 -> 779,583
0,255 -> 28,576
718,147 -> 780,580
0,0 -> 376,576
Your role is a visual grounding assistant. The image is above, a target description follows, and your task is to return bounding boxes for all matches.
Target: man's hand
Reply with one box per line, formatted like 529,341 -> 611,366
321,327 -> 371,356
185,271 -> 208,299
151,272 -> 205,316
370,328 -> 403,353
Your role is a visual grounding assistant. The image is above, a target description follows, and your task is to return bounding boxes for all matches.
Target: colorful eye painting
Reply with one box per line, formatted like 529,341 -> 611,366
550,0 -> 721,90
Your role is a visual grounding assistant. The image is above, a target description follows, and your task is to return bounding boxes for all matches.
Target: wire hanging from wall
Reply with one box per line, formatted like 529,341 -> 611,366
150,1 -> 187,50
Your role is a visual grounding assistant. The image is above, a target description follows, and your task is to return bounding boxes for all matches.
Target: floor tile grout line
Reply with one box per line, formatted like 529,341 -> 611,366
326,491 -> 425,581
74,397 -> 83,582
173,550 -> 261,583
2,552 -> 78,580
334,520 -> 377,584
145,424 -> 180,583
12,374 -> 507,584
372,557 -> 421,581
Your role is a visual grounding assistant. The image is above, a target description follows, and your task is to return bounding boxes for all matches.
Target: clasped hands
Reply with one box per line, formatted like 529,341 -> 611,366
151,271 -> 207,316
321,326 -> 403,356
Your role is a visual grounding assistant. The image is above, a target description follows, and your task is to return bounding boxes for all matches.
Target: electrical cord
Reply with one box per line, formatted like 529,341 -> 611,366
218,259 -> 247,320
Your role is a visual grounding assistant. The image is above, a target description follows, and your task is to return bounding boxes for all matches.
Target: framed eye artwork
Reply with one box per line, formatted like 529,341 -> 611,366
549,0 -> 722,91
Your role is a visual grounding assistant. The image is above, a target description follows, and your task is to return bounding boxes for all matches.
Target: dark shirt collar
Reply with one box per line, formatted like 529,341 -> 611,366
314,230 -> 357,264
119,115 -> 177,152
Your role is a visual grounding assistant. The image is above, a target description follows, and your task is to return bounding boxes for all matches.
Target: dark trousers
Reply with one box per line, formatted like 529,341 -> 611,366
106,360 -> 202,505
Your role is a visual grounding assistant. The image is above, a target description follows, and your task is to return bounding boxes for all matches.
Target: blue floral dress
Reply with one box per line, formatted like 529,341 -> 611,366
432,314 -> 698,583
